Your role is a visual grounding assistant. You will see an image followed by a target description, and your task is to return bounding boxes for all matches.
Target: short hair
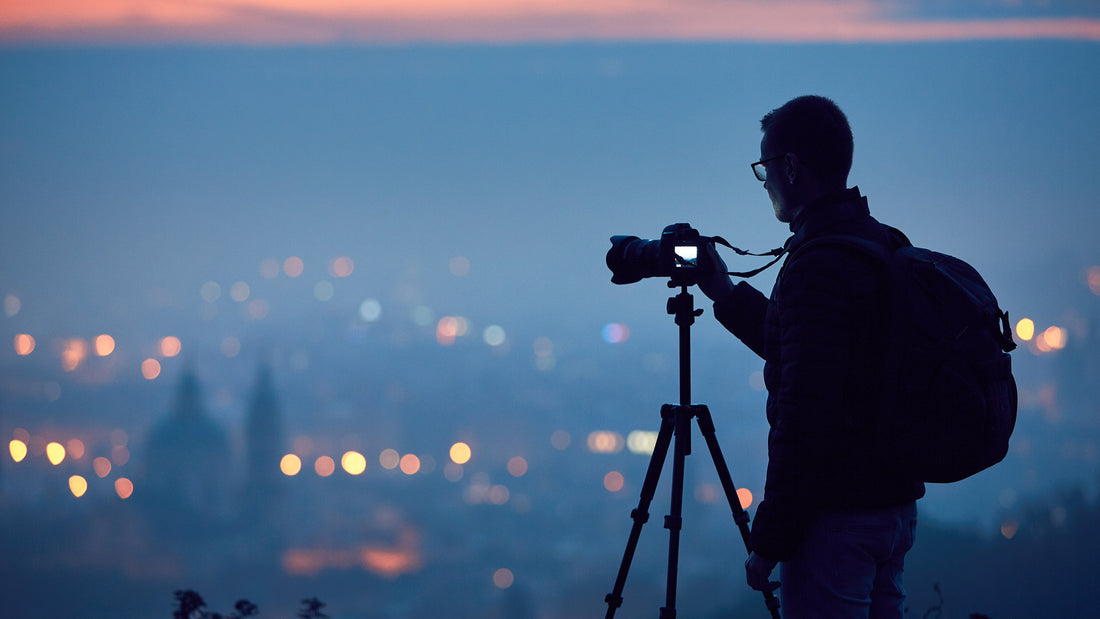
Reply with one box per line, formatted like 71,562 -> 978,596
761,95 -> 853,186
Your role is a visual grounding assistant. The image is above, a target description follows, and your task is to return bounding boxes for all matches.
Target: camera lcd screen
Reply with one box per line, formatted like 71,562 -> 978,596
674,245 -> 698,267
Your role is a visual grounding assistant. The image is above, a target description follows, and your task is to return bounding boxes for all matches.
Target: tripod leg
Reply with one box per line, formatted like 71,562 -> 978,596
660,405 -> 692,618
604,405 -> 676,619
693,405 -> 782,619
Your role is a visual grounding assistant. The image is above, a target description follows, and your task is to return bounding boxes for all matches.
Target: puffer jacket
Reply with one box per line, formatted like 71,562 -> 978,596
713,187 -> 925,561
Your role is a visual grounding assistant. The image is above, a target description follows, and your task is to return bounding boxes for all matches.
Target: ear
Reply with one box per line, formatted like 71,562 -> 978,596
784,152 -> 799,185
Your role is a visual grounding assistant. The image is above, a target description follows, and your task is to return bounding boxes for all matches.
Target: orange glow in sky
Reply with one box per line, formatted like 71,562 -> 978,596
2,1 -> 1098,44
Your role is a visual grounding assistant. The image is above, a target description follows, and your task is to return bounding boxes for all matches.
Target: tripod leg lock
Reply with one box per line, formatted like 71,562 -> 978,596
663,515 -> 682,531
630,508 -> 650,524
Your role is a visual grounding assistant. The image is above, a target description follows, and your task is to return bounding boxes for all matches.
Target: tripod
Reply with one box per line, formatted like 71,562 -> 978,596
603,280 -> 781,619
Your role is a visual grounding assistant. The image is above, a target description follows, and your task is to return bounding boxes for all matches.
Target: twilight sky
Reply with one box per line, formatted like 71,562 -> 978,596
2,0 -> 1099,379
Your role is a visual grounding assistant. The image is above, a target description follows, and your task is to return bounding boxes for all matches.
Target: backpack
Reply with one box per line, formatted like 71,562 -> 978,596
800,227 -> 1018,483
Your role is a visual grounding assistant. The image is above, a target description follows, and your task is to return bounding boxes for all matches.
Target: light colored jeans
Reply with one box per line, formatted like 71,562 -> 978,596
779,501 -> 917,619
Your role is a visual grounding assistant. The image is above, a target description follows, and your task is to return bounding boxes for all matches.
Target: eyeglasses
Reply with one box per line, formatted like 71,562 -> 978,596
750,155 -> 784,182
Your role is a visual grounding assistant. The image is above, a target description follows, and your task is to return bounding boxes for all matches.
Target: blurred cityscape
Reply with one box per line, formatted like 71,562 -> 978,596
1,256 -> 1099,618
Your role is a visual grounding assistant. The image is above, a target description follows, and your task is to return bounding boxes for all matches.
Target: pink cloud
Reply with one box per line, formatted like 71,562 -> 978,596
2,0 -> 1099,44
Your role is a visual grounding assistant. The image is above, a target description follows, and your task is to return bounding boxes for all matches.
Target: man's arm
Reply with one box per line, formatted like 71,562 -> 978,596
698,242 -> 768,358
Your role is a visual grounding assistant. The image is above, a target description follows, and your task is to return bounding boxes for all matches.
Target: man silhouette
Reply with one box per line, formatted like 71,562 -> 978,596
697,95 -> 925,618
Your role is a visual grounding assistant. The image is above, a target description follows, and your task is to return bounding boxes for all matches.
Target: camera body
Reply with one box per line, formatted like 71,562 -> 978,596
607,223 -> 704,286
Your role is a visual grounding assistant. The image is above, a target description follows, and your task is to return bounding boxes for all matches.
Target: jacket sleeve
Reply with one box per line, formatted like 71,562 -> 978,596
712,281 -> 768,359
747,246 -> 868,561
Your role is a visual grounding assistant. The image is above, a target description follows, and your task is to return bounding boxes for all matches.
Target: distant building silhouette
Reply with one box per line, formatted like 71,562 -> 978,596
144,367 -> 233,528
242,364 -> 285,520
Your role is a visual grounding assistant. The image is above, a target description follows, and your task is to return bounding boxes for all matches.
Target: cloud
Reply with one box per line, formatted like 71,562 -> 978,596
2,0 -> 1099,44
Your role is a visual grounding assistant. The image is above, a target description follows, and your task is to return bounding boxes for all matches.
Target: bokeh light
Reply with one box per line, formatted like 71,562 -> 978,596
259,258 -> 280,279
626,430 -> 658,455
141,358 -> 162,380
13,333 -> 35,356
507,456 -> 528,477
111,444 -> 130,466
379,448 -> 400,470
200,281 -> 222,302
94,334 -> 115,356
1087,265 -> 1100,295
399,454 -> 421,475
604,471 -> 625,492
550,430 -> 571,450
602,323 -> 630,344
315,455 -> 336,477
4,294 -> 20,317
221,336 -> 241,357
46,441 -> 66,465
9,439 -> 27,463
450,442 -> 472,465
61,338 -> 88,371
280,453 -> 302,476
115,477 -> 134,499
1016,317 -> 1035,341
93,456 -> 112,478
160,336 -> 182,357
284,256 -> 304,277
230,281 -> 251,302
314,281 -> 335,302
66,438 -> 85,460
69,475 -> 88,498
359,299 -> 382,322
737,487 -> 754,509
587,431 -> 624,454
341,451 -> 367,475
330,257 -> 354,278
483,325 -> 506,347
1041,326 -> 1067,351
493,568 -> 514,589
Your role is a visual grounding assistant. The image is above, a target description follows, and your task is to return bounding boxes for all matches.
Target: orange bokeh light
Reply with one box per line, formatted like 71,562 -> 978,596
14,334 -> 36,356
330,256 -> 354,278
604,470 -> 625,492
142,358 -> 162,379
399,454 -> 421,475
95,334 -> 116,356
93,456 -> 112,478
115,477 -> 134,499
160,336 -> 182,357
61,338 -> 88,371
280,453 -> 302,476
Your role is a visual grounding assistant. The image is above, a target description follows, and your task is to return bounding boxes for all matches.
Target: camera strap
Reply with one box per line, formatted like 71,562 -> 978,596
713,235 -> 791,279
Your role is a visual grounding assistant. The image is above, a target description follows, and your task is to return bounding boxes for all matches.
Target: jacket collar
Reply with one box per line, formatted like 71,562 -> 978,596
788,186 -> 868,250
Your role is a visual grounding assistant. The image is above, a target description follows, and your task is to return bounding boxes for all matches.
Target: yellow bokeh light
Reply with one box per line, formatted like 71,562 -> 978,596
66,438 -> 85,460
46,441 -> 66,465
61,338 -> 88,371
69,475 -> 88,498
493,567 -> 514,589
379,448 -> 400,470
115,477 -> 134,499
142,358 -> 162,380
1015,318 -> 1035,341
280,453 -> 302,476
341,450 -> 367,475
507,456 -> 528,477
399,454 -> 421,475
93,456 -> 112,478
315,455 -> 336,477
94,334 -> 116,356
627,430 -> 659,455
9,439 -> 27,463
604,470 -> 625,492
450,442 -> 472,465
160,336 -> 182,357
14,333 -> 36,356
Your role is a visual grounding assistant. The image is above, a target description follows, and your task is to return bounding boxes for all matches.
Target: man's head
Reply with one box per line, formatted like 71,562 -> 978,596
756,95 -> 853,223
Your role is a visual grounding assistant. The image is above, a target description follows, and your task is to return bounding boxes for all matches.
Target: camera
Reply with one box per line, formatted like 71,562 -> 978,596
606,223 -> 705,286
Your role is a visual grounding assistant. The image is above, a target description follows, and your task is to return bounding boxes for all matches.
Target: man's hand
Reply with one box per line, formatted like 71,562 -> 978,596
697,241 -> 735,304
745,552 -> 780,592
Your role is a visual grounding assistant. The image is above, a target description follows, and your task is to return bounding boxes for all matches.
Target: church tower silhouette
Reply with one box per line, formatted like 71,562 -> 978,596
243,363 -> 285,520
